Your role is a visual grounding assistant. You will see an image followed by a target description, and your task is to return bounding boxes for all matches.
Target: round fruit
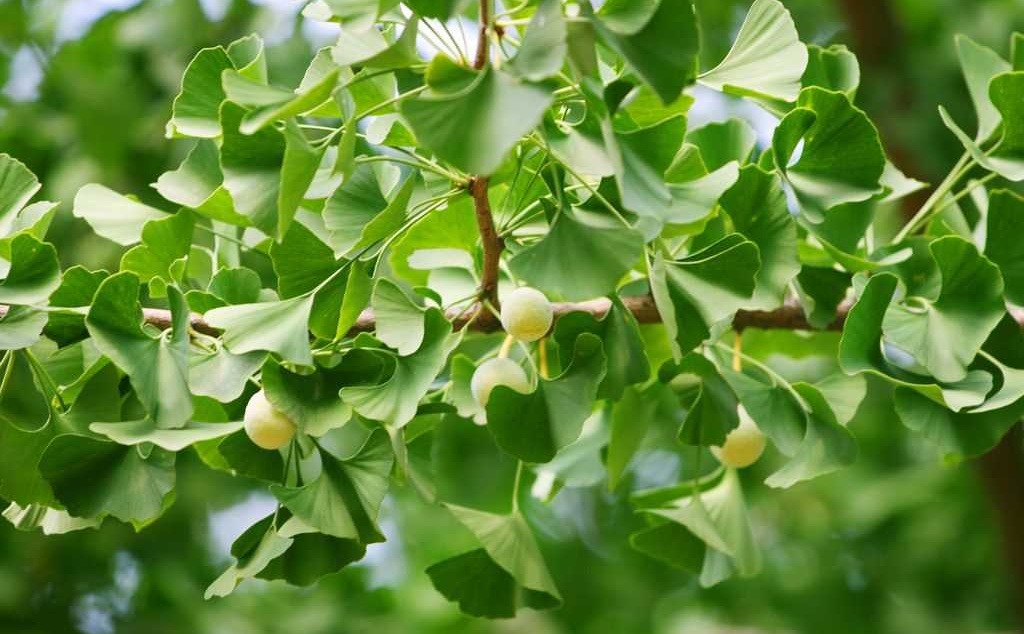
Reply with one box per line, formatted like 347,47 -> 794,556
470,358 -> 531,408
500,287 -> 553,342
243,390 -> 297,450
710,405 -> 766,469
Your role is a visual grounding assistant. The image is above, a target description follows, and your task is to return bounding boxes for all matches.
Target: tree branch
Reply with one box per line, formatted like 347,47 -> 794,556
469,0 -> 501,324
469,175 -> 502,315
16,297 -> 1024,340
474,0 -> 490,70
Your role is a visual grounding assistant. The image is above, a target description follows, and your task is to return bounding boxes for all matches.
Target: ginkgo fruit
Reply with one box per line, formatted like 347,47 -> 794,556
471,358 -> 531,408
243,390 -> 297,450
710,405 -> 766,469
500,286 -> 553,342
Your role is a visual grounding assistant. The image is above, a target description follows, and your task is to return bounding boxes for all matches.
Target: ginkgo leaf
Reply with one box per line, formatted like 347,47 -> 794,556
341,309 -> 457,427
882,237 -> 1004,383
400,61 -> 552,175
72,185 -> 167,246
509,207 -> 643,301
650,235 -> 760,358
271,429 -> 393,543
699,0 -> 808,102
773,87 -> 885,221
86,274 -> 192,429
205,295 -> 316,367
486,333 -> 606,463
956,35 -> 1011,142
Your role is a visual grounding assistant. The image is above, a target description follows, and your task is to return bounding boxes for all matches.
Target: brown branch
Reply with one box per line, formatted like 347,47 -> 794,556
474,0 -> 490,70
3,296 -> 845,340
469,176 -> 502,319
17,297 -> 1024,340
468,0 -> 500,324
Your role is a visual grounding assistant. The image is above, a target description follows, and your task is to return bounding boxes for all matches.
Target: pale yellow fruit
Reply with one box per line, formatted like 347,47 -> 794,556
470,358 -> 531,408
500,287 -> 553,342
710,405 -> 766,469
243,390 -> 297,450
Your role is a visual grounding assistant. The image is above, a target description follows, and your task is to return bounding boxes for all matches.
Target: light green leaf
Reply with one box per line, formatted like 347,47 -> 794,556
609,114 -> 686,215
839,273 -> 994,411
509,0 -> 566,81
593,0 -> 700,104
773,88 -> 885,221
270,220 -> 367,340
220,104 -> 322,238
895,387 -> 1024,459
595,0 -> 659,34
119,211 -> 194,294
341,309 -> 457,426
607,382 -> 674,489
939,73 -> 1024,181
153,141 -> 247,225
86,274 -> 192,428
668,353 -> 740,447
323,165 -> 414,257
0,154 -> 42,237
553,295 -> 650,399
486,333 -> 606,463
271,429 -> 393,542
189,347 -> 266,403
205,523 -> 293,599
205,295 -> 315,366
985,189 -> 1024,305
332,21 -> 418,69
261,359 -> 353,436
321,0 -> 399,31
39,435 -> 175,525
765,383 -> 857,488
166,45 -> 234,138
640,469 -> 760,586
956,34 -> 1011,142
650,235 -> 760,358
509,207 -> 643,301
882,237 -> 1004,383
722,369 -> 805,455
719,165 -> 799,308
389,195 -> 477,286
698,0 -> 808,102
371,278 -> 428,355
2,502 -> 100,535
685,119 -> 757,172
802,44 -> 860,95
400,62 -> 553,175
0,234 -> 60,305
0,306 -> 47,349
90,419 -> 243,451
444,504 -> 561,602
167,35 -> 266,138
222,68 -> 339,134
662,162 -> 740,227
72,184 -> 167,246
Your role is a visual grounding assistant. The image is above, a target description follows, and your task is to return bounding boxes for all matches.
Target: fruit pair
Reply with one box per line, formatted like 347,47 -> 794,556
471,286 -> 553,409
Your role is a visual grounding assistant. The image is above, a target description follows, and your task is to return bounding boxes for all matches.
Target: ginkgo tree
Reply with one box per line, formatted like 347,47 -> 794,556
0,0 -> 1022,619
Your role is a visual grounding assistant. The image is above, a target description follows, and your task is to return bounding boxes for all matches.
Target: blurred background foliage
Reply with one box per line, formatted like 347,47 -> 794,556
1,0 -> 1023,632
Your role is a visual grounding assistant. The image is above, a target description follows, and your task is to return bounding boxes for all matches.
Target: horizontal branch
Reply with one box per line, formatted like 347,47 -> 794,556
0,296 -> 847,341
10,297 -> 1022,341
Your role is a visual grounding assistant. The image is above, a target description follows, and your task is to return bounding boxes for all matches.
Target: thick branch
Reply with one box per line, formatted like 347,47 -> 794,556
474,0 -> 490,69
16,298 -> 1024,339
469,176 -> 502,315
469,0 -> 500,323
